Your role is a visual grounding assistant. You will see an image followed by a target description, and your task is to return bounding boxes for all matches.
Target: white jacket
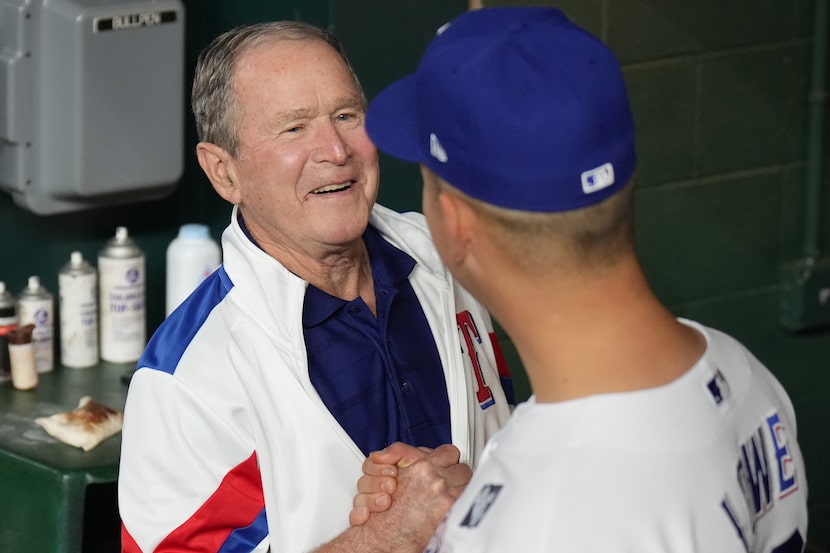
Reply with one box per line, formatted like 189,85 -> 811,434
119,204 -> 513,552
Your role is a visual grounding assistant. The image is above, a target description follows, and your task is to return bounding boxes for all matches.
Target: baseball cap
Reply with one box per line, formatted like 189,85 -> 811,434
366,7 -> 636,213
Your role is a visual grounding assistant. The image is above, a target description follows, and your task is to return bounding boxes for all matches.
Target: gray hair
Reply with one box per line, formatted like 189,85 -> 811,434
191,21 -> 365,158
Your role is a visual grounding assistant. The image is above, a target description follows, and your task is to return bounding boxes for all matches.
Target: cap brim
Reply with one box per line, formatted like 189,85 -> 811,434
366,74 -> 424,164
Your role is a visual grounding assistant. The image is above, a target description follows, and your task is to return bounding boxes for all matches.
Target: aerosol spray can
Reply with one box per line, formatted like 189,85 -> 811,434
99,226 -> 146,363
0,281 -> 17,382
17,276 -> 54,373
59,251 -> 99,368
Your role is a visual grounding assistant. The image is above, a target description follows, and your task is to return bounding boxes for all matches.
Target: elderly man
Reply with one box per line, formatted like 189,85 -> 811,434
118,20 -> 512,553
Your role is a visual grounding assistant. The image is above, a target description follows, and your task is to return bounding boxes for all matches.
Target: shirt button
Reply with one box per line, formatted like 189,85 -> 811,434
401,381 -> 411,393
348,306 -> 360,314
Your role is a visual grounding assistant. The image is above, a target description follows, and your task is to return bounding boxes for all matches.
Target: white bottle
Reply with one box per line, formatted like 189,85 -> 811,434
59,251 -> 99,368
17,276 -> 54,373
165,224 -> 221,316
99,226 -> 146,363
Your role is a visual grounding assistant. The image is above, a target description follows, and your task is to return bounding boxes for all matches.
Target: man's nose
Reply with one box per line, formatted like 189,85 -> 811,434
312,121 -> 349,164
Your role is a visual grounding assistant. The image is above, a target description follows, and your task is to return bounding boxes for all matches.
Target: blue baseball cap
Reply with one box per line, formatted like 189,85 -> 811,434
366,7 -> 636,213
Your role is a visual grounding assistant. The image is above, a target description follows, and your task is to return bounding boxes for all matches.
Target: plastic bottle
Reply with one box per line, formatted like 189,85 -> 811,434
59,251 -> 99,368
0,281 -> 18,381
98,226 -> 145,363
17,276 -> 54,373
165,224 -> 221,317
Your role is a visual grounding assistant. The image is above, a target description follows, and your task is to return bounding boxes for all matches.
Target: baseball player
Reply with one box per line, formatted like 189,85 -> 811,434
118,20 -> 513,553
362,6 -> 809,552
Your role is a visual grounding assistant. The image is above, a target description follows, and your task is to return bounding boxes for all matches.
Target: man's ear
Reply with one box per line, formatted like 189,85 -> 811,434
436,188 -> 479,266
196,142 -> 241,205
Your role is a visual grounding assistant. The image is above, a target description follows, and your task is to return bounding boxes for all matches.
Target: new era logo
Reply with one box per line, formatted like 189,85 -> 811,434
430,133 -> 448,163
581,162 -> 615,194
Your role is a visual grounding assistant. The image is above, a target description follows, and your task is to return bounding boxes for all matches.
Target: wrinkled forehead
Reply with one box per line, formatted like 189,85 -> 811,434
235,37 -> 362,102
235,36 -> 344,80
233,39 -> 366,135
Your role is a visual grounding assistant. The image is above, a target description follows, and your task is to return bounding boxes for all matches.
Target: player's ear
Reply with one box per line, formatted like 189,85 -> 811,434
436,186 -> 478,265
196,142 -> 242,205
421,166 -> 470,266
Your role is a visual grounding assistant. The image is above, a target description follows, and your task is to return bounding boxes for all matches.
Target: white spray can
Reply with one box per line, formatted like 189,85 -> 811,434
98,226 -> 145,363
17,276 -> 54,373
165,223 -> 221,316
59,251 -> 99,368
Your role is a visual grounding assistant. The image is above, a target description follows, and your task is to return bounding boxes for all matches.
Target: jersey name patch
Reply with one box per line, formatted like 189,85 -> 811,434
461,484 -> 503,528
721,409 -> 800,551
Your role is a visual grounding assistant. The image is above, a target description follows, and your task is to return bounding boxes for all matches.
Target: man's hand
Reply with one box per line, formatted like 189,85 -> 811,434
357,443 -> 472,551
350,443 -> 433,526
318,444 -> 472,553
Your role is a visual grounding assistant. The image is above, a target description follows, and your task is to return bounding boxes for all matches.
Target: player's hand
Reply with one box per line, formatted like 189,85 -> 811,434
349,442 -> 433,526
357,444 -> 472,551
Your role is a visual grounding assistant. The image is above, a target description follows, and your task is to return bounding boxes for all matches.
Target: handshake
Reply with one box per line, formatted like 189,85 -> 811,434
346,443 -> 472,551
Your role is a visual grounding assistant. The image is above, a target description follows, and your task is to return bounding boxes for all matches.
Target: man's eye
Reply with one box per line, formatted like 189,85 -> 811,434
336,113 -> 355,122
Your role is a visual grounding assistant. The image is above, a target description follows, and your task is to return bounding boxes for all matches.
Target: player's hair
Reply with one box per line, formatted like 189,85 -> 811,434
191,21 -> 365,158
450,179 -> 637,275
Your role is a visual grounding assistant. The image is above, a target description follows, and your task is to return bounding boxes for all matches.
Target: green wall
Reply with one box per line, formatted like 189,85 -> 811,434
502,0 -> 830,545
491,0 -> 830,545
1,0 -> 829,547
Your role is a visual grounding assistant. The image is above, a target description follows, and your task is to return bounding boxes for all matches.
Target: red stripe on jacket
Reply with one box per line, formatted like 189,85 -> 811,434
122,452 -> 264,552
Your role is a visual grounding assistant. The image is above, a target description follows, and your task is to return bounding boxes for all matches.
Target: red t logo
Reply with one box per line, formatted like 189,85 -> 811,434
456,311 -> 495,408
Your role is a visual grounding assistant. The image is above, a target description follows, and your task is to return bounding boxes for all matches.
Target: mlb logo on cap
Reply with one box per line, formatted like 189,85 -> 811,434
582,163 -> 616,195
367,6 -> 637,213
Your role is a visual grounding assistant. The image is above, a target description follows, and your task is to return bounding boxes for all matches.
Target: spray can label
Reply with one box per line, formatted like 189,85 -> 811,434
99,255 -> 145,363
17,293 -> 54,373
59,253 -> 99,368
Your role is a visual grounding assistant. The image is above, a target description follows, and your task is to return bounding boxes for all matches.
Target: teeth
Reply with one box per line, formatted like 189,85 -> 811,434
312,182 -> 351,194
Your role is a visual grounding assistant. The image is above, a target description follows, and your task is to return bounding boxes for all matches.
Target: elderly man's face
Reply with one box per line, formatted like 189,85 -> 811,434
228,38 -> 379,257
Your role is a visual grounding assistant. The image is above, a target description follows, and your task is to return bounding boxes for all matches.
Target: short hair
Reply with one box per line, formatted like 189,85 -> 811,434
191,21 -> 365,158
446,178 -> 637,275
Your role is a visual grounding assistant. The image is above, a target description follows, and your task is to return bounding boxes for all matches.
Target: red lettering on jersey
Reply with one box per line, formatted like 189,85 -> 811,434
456,311 -> 495,408
488,331 -> 511,379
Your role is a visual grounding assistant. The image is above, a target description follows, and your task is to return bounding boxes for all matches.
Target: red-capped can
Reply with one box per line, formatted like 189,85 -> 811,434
0,281 -> 17,381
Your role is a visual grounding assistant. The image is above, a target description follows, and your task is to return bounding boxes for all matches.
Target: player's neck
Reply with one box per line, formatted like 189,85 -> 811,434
493,257 -> 707,403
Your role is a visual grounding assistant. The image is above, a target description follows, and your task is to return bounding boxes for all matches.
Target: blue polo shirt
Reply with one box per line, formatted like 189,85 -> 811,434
302,225 -> 451,456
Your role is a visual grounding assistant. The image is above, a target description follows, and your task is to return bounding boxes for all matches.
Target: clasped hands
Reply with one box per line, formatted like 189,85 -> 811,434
349,442 -> 472,541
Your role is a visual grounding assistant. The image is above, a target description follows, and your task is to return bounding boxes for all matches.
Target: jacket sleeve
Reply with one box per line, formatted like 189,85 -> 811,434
118,368 -> 269,552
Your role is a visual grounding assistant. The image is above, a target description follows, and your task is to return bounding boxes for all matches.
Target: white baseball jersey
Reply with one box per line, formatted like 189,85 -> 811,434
118,203 -> 513,553
427,319 -> 808,553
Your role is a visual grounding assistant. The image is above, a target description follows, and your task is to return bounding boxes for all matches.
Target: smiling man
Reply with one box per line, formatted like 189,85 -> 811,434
117,20 -> 513,553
